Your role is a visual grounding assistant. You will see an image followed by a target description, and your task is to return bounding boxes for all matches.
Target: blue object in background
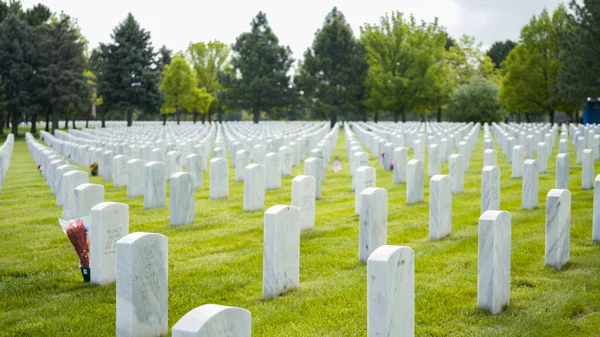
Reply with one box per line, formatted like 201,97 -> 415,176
583,98 -> 600,125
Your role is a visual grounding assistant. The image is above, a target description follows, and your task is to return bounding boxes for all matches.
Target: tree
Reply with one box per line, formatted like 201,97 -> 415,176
361,12 -> 447,122
486,40 -> 517,69
159,55 -> 197,125
557,0 -> 600,115
91,13 -> 161,127
183,87 -> 213,123
500,5 -> 575,123
446,76 -> 506,123
188,40 -> 230,122
84,69 -> 102,128
227,12 -> 294,123
295,8 -> 368,127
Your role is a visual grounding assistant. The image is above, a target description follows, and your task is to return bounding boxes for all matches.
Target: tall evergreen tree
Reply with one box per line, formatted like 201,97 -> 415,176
227,12 -> 294,123
296,8 -> 368,126
91,13 -> 161,127
486,40 -> 517,69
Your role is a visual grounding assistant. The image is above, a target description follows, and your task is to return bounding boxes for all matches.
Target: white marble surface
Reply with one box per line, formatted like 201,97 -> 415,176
406,159 -> 424,205
102,150 -> 114,181
265,152 -> 282,190
291,175 -> 316,231
170,172 -> 194,226
253,144 -> 266,166
244,164 -> 265,211
556,154 -> 569,189
367,245 -> 414,337
430,175 -> 452,240
483,149 -> 497,167
537,142 -> 547,173
413,140 -> 424,162
210,158 -> 229,199
576,136 -> 585,164
428,144 -> 440,177
359,187 -> 388,263
167,151 -> 183,178
512,146 -> 524,178
113,155 -> 131,188
279,146 -> 293,176
526,135 -> 535,159
62,170 -> 89,219
127,159 -> 146,197
481,166 -> 500,215
393,147 -> 407,184
355,166 -> 376,215
449,154 -> 464,194
55,164 -> 76,206
352,152 -> 369,190
458,141 -> 469,172
263,205 -> 300,299
594,175 -> 600,243
144,161 -> 166,209
172,304 -> 251,337
185,154 -> 203,189
48,159 -> 66,194
582,149 -> 594,190
559,139 -> 568,154
74,183 -> 104,219
90,202 -> 129,285
478,210 -> 511,315
235,150 -> 250,182
116,232 -> 168,337
522,159 -> 539,209
304,157 -> 323,199
545,189 -> 571,270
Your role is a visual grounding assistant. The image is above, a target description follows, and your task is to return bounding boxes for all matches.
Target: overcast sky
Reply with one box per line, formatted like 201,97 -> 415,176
21,0 -> 566,59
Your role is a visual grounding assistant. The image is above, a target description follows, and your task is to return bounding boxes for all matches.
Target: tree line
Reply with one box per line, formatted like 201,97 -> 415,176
0,1 -> 598,136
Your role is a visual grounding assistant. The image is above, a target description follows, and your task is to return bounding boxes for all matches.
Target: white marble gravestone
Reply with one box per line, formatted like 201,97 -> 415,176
430,175 -> 452,240
210,158 -> 228,199
116,232 -> 168,337
359,187 -> 388,263
62,170 -> 89,219
244,164 -> 265,211
144,161 -> 166,209
545,189 -> 571,270
263,205 -> 300,299
170,172 -> 194,226
279,146 -> 293,176
291,175 -> 316,231
582,149 -> 594,190
352,152 -> 369,190
73,183 -> 105,219
355,166 -> 376,215
393,147 -> 407,184
556,154 -> 569,189
253,144 -> 266,166
90,202 -> 129,285
103,150 -> 114,181
537,142 -> 547,174
522,160 -> 539,209
367,245 -> 414,337
478,210 -> 511,315
127,159 -> 146,197
428,144 -> 440,177
594,175 -> 600,243
55,164 -> 77,206
48,159 -> 66,194
172,304 -> 251,337
185,154 -> 203,189
406,159 -> 424,205
265,152 -> 282,190
559,139 -> 568,154
449,154 -> 464,194
512,146 -> 524,178
458,141 -> 469,172
413,139 -> 424,162
304,157 -> 323,199
481,166 -> 500,215
113,155 -> 131,188
167,151 -> 183,178
235,150 -> 250,182
483,149 -> 497,167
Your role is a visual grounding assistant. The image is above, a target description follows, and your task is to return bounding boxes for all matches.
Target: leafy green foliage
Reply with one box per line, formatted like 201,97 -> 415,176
296,7 -> 368,126
91,13 -> 161,126
446,76 -> 506,123
486,40 -> 517,69
227,12 -> 294,123
159,55 -> 198,124
361,12 -> 446,122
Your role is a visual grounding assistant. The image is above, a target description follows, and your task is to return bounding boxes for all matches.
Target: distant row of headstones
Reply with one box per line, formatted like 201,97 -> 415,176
0,133 -> 14,191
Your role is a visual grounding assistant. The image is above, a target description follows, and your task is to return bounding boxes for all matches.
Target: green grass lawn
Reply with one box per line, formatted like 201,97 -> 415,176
1,127 -> 600,336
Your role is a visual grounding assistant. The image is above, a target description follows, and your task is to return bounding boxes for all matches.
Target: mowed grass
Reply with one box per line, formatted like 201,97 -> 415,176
1,126 -> 600,337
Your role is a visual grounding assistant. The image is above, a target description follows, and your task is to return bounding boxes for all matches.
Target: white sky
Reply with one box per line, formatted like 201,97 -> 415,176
22,0 -> 566,59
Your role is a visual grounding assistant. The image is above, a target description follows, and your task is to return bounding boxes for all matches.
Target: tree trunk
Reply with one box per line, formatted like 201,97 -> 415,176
64,118 -> 68,129
101,111 -> 106,128
163,114 -> 167,125
193,112 -> 198,124
5,112 -> 10,128
394,111 -> 400,123
217,110 -> 222,123
52,108 -> 59,134
252,106 -> 259,124
401,110 -> 406,123
208,110 -> 212,124
127,109 -> 133,127
45,112 -> 50,131
11,110 -> 19,136
201,114 -> 205,124
85,110 -> 89,128
362,111 -> 367,122
436,107 -> 442,122
72,119 -> 76,129
374,112 -> 378,123
176,110 -> 181,125
330,112 -> 337,129
31,113 -> 37,134
548,111 -> 554,125
525,114 -> 531,123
